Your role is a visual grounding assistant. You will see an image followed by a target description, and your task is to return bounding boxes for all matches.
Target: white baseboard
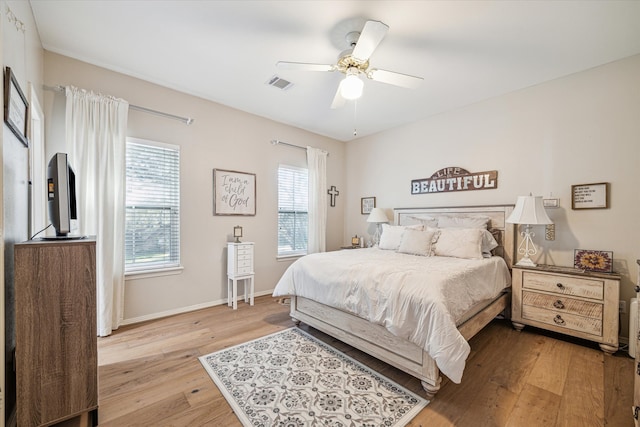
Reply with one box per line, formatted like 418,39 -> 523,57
120,289 -> 275,326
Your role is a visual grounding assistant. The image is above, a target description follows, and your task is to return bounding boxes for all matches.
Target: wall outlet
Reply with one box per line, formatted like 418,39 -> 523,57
620,300 -> 627,314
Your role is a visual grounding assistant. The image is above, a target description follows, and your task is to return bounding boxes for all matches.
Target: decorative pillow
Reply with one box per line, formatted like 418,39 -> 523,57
434,228 -> 484,260
397,229 -> 439,257
437,215 -> 491,229
378,224 -> 424,250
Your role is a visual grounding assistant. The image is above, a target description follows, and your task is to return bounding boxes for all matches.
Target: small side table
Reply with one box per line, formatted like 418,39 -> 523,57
227,242 -> 255,310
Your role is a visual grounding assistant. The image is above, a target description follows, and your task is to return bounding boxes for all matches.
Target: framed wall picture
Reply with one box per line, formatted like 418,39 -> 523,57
361,197 -> 376,215
213,169 -> 256,215
574,249 -> 613,273
4,67 -> 29,147
571,182 -> 608,210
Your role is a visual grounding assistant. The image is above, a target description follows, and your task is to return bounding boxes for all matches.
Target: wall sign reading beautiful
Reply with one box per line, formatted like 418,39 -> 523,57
213,169 -> 256,215
411,167 -> 498,195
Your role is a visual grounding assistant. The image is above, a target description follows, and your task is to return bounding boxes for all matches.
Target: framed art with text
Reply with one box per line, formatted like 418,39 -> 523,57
361,197 -> 376,215
4,67 -> 29,147
571,182 -> 608,210
213,169 -> 256,215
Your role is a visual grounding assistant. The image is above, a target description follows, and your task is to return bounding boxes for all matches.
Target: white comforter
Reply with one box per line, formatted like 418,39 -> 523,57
272,248 -> 511,383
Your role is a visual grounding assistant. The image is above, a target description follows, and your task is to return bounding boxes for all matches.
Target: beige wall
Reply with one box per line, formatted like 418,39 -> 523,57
2,0 -> 45,420
346,54 -> 640,338
43,52 -> 345,322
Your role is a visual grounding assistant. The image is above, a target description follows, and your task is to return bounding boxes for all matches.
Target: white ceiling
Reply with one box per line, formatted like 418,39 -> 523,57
30,1 -> 640,142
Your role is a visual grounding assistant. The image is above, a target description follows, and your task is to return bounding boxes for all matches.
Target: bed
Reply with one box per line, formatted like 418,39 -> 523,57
273,205 -> 515,399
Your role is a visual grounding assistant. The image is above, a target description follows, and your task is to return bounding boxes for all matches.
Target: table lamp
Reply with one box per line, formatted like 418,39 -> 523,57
506,195 -> 553,267
366,207 -> 389,247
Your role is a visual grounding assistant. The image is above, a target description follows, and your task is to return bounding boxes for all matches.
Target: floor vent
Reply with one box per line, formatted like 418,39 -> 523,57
267,75 -> 293,90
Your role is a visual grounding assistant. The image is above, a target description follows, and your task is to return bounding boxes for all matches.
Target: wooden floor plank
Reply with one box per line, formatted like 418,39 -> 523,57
505,383 -> 561,427
526,336 -> 573,395
79,296 -> 635,427
555,346 -> 605,427
604,351 -> 635,427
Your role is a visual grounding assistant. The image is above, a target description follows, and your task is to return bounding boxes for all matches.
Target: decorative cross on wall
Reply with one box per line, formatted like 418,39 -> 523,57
327,186 -> 339,207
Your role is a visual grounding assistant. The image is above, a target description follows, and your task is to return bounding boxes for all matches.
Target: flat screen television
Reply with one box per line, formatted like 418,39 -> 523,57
45,152 -> 80,238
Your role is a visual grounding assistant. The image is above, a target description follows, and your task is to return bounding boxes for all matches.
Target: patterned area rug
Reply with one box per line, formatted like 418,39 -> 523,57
199,327 -> 428,426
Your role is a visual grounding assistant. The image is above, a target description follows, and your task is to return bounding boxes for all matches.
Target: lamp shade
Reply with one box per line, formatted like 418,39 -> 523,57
506,196 -> 553,225
340,69 -> 364,100
366,207 -> 389,223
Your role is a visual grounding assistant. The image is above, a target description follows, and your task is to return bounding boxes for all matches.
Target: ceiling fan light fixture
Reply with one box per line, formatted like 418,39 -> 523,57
340,71 -> 364,100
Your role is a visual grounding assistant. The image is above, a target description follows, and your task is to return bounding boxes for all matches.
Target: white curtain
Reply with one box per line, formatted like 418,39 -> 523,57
65,86 -> 129,336
306,146 -> 328,253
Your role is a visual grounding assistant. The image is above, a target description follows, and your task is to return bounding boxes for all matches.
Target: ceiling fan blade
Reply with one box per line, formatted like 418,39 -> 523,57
368,68 -> 424,89
330,85 -> 346,109
351,20 -> 389,62
276,61 -> 335,72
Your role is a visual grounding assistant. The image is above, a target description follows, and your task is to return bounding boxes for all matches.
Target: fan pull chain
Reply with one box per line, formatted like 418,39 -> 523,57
353,100 -> 358,136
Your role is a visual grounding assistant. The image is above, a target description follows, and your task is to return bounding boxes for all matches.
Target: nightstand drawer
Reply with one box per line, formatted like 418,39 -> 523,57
523,271 -> 604,300
522,291 -> 602,319
522,305 -> 602,336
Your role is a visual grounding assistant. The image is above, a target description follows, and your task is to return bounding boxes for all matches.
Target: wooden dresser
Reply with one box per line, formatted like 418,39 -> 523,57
511,265 -> 620,354
15,238 -> 98,427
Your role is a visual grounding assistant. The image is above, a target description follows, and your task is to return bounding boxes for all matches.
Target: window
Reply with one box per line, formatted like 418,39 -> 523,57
278,165 -> 308,257
125,138 -> 180,272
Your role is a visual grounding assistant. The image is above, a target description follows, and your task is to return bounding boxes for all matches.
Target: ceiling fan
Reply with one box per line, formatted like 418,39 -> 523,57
277,20 -> 423,109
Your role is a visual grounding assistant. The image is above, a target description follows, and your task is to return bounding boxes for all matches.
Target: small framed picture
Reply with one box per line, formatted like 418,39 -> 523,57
361,197 -> 376,215
574,249 -> 613,273
571,182 -> 608,210
4,67 -> 29,147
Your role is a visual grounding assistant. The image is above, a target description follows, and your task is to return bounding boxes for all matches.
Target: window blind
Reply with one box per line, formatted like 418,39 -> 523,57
125,139 -> 180,272
278,165 -> 308,257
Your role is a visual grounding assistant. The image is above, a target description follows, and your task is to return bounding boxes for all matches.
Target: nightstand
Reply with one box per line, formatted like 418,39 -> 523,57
511,264 -> 620,354
227,242 -> 254,310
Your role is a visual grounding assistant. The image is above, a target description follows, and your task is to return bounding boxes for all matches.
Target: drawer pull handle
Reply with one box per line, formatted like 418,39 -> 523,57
635,286 -> 640,293
553,315 -> 565,325
553,300 -> 565,309
556,283 -> 564,289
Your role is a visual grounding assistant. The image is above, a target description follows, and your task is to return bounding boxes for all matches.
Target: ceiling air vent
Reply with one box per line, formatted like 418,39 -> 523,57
266,75 -> 293,91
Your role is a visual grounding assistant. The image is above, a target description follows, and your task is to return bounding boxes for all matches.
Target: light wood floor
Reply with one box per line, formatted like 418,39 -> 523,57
82,296 -> 632,426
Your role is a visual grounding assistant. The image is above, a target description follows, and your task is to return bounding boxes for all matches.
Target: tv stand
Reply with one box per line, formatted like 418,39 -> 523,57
15,238 -> 98,426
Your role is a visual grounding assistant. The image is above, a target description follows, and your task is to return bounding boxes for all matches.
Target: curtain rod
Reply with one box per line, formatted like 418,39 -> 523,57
50,85 -> 194,125
270,139 -> 329,156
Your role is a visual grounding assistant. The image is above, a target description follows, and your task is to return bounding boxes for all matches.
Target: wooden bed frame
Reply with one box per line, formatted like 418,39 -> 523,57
289,205 -> 516,399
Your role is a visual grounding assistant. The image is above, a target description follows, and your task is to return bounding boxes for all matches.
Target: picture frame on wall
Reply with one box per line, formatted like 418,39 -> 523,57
571,182 -> 608,210
4,67 -> 29,147
361,197 -> 376,215
574,249 -> 613,273
213,168 -> 256,216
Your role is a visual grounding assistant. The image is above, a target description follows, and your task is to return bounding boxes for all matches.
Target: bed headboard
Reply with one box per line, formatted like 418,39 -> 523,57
395,205 -> 516,268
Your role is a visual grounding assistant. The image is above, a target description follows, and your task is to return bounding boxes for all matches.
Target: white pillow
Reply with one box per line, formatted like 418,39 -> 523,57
378,224 -> 424,250
434,228 -> 484,259
406,215 -> 438,228
437,215 -> 490,229
398,229 -> 439,257
481,229 -> 499,257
